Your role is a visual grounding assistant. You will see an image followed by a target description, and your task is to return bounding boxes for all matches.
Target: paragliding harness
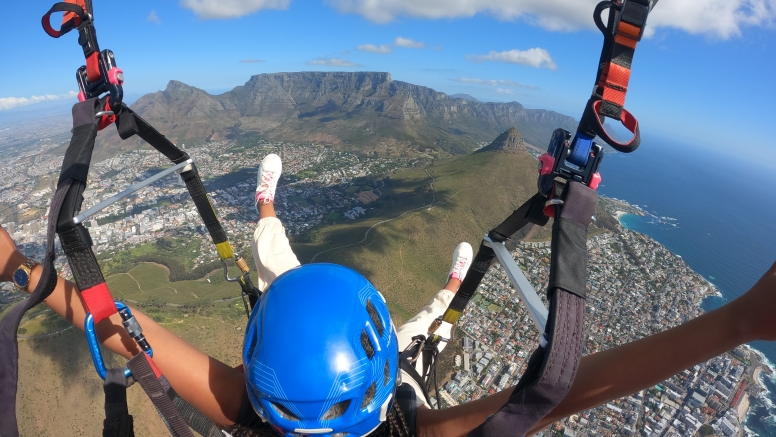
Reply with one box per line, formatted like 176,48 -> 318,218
0,1 -> 261,436
399,1 -> 656,434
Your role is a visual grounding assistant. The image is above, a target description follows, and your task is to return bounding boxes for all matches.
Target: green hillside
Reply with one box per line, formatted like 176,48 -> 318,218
12,148 -> 614,435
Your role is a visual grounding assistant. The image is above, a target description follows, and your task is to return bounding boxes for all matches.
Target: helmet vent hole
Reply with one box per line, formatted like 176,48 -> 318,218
246,332 -> 258,360
271,402 -> 300,421
365,299 -> 384,336
322,399 -> 351,421
383,360 -> 390,387
360,383 -> 377,409
360,330 -> 375,359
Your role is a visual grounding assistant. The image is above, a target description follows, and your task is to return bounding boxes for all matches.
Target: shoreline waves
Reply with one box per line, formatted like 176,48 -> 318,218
613,201 -> 773,433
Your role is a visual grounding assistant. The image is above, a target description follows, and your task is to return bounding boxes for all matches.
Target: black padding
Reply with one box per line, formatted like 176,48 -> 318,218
59,100 -> 101,184
0,180 -> 71,437
103,368 -> 135,437
66,246 -> 106,290
548,182 -> 597,299
58,223 -> 93,255
468,291 -> 586,437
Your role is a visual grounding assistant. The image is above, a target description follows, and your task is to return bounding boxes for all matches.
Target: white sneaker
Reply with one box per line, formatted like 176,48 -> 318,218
448,242 -> 473,281
255,154 -> 282,209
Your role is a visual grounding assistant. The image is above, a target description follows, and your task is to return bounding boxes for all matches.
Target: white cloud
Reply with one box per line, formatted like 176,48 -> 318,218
454,77 -> 538,88
394,36 -> 425,48
496,88 -> 516,95
147,10 -> 161,24
307,57 -> 361,67
357,44 -> 393,54
0,92 -> 78,111
181,0 -> 290,19
327,0 -> 776,39
467,48 -> 557,69
240,59 -> 266,63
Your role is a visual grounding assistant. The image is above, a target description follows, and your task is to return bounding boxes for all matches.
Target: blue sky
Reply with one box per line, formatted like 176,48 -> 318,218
1,0 -> 775,157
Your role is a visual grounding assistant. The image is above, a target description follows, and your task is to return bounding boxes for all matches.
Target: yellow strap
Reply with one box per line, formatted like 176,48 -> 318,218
441,309 -> 462,325
215,241 -> 235,260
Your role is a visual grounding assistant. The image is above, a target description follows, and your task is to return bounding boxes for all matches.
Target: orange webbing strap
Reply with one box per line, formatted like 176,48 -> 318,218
597,12 -> 645,120
578,0 -> 653,153
50,0 -> 101,82
61,0 -> 87,27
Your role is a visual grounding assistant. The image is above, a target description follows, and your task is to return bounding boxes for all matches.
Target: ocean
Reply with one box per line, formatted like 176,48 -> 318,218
594,133 -> 776,436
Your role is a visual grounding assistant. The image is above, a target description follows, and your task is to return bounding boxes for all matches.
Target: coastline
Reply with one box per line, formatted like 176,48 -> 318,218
610,203 -> 724,299
606,197 -> 774,433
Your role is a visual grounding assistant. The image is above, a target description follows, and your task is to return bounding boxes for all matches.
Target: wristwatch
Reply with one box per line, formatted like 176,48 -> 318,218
12,259 -> 39,292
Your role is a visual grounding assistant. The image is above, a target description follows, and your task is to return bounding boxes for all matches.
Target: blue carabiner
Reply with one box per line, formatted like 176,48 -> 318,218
84,300 -> 153,380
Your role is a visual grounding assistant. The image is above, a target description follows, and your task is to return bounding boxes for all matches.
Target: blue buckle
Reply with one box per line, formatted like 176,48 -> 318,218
85,301 -> 153,380
568,133 -> 595,167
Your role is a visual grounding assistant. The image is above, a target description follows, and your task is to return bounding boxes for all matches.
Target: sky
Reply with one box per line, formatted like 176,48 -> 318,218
1,0 -> 775,158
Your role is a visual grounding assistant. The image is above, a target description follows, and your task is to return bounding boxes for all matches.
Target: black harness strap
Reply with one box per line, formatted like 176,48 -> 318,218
442,193 -> 549,326
115,104 -> 259,298
167,387 -> 225,437
127,354 -> 195,437
0,180 -> 67,437
468,181 -> 596,436
103,368 -> 135,437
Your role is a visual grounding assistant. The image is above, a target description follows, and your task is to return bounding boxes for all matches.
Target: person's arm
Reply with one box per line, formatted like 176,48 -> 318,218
0,228 -> 245,427
416,261 -> 776,437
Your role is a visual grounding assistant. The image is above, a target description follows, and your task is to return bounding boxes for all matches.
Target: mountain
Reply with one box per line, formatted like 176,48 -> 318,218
102,72 -> 577,158
477,127 -> 526,154
449,93 -> 480,102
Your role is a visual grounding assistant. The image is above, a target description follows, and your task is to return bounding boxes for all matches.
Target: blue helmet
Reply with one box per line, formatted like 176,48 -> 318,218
242,263 -> 399,437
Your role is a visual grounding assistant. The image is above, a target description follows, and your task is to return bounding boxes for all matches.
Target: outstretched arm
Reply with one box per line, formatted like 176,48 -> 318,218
417,261 -> 776,437
0,227 -> 245,427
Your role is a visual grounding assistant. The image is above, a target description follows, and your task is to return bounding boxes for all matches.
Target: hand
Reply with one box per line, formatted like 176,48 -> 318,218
736,261 -> 776,342
0,226 -> 26,282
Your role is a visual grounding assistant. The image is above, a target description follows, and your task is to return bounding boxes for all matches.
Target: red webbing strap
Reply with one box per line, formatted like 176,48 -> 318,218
62,0 -> 87,27
86,51 -> 101,83
81,283 -> 118,323
597,20 -> 641,120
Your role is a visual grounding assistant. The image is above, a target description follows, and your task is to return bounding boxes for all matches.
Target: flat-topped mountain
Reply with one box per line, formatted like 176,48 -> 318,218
107,72 -> 576,157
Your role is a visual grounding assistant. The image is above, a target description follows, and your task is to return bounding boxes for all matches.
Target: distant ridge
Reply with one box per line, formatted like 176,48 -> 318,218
449,93 -> 480,102
102,72 -> 577,158
477,127 -> 526,154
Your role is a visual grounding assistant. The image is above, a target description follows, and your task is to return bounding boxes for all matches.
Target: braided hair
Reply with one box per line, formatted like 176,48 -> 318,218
227,406 -> 412,437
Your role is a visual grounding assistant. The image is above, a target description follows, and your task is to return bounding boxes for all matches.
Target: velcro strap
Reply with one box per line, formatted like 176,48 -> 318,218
82,283 -> 117,323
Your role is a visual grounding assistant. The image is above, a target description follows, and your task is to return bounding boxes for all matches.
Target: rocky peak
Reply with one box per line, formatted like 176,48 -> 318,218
478,127 -> 526,154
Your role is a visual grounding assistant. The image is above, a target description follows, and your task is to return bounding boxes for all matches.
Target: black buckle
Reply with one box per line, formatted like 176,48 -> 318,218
614,0 -> 651,41
76,49 -> 123,111
538,129 -> 603,196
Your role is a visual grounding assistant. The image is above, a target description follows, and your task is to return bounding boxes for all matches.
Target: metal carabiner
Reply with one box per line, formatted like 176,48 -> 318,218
85,301 -> 153,380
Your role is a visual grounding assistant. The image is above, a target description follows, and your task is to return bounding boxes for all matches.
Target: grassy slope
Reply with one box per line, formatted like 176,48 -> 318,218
13,149 -> 615,435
